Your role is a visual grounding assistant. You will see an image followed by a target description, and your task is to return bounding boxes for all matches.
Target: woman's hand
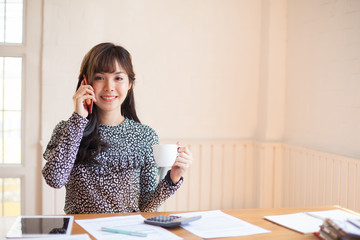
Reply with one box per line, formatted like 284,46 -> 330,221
170,142 -> 193,183
73,80 -> 96,118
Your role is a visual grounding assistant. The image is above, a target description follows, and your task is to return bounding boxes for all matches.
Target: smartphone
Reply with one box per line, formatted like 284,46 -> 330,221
83,75 -> 93,114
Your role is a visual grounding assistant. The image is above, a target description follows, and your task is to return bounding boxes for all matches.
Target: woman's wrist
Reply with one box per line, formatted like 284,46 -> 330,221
169,171 -> 181,184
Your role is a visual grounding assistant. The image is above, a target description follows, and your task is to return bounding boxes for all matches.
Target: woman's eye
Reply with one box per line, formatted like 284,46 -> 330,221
94,76 -> 103,80
115,77 -> 123,81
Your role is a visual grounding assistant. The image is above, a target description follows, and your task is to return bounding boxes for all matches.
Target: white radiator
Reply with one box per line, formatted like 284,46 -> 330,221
162,141 -> 272,211
281,144 -> 360,211
161,142 -> 360,212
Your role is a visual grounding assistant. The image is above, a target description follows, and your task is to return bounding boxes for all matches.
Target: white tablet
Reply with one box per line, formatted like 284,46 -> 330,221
6,216 -> 74,238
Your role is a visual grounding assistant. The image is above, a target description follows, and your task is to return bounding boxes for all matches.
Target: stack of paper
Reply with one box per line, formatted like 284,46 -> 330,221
319,218 -> 360,239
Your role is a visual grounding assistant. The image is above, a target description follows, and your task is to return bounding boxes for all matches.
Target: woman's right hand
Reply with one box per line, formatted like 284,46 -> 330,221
73,80 -> 96,118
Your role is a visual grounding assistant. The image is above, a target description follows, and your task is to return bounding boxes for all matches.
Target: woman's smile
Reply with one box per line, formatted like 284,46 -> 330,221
101,95 -> 118,102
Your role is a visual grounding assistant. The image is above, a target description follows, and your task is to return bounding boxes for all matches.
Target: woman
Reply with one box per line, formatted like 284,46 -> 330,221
42,42 -> 193,214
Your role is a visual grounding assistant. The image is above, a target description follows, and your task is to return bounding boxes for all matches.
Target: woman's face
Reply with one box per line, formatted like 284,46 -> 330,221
92,62 -> 131,115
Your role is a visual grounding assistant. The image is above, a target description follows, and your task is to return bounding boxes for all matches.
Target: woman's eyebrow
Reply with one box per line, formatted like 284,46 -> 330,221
97,71 -> 125,74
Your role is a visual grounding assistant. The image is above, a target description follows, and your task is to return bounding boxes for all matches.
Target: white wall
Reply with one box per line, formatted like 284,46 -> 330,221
41,0 -> 263,145
257,0 -> 286,141
285,0 -> 360,158
39,0 -> 360,214
40,0 -> 360,171
40,0 -> 267,214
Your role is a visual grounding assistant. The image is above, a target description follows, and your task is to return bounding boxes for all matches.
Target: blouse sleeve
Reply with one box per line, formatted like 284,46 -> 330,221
138,127 -> 183,212
42,112 -> 88,188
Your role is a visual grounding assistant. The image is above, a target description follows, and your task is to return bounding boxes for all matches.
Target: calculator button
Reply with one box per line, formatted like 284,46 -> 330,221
144,215 -> 201,228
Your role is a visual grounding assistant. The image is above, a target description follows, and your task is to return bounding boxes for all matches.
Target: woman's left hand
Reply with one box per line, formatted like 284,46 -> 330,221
170,142 -> 193,183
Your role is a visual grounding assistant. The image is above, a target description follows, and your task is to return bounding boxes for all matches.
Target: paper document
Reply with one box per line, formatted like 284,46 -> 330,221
7,234 -> 91,240
173,210 -> 270,238
264,209 -> 360,234
75,215 -> 182,240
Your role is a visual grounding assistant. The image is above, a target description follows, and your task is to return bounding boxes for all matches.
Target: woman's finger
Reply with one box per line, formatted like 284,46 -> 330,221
178,145 -> 192,155
177,152 -> 191,159
173,161 -> 191,170
175,156 -> 192,165
75,86 -> 96,102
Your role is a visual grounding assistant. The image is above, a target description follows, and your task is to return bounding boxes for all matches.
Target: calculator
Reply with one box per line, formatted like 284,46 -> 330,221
144,215 -> 201,228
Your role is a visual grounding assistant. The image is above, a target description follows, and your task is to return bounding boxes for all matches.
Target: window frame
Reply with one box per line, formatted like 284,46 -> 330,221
0,0 -> 42,215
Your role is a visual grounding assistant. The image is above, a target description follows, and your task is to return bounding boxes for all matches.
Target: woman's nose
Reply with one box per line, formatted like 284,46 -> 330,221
104,79 -> 114,91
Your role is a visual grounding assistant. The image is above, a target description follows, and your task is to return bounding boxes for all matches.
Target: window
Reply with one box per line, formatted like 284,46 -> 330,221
0,0 -> 24,43
0,178 -> 21,216
0,57 -> 22,164
0,0 -> 23,217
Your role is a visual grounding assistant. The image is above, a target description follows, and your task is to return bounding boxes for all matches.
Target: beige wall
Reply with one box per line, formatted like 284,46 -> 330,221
41,0 -> 263,144
41,0 -> 360,164
39,0 -> 360,215
285,0 -> 360,158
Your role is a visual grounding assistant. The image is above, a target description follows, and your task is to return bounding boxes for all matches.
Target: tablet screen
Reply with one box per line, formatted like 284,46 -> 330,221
7,216 -> 74,238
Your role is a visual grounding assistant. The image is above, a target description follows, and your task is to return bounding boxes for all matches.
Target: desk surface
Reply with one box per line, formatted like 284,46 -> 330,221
70,206 -> 347,239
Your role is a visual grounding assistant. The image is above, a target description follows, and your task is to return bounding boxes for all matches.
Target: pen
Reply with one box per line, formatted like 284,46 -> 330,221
101,227 -> 148,237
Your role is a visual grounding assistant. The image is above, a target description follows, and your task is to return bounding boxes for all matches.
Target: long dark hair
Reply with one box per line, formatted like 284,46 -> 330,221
75,42 -> 140,164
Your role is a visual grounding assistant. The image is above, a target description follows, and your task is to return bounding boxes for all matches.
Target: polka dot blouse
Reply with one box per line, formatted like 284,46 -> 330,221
42,112 -> 182,214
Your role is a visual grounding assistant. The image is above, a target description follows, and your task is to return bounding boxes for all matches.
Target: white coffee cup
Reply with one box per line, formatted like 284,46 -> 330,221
152,144 -> 179,167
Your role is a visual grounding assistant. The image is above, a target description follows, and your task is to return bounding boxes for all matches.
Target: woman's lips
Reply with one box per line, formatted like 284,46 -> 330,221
101,96 -> 118,102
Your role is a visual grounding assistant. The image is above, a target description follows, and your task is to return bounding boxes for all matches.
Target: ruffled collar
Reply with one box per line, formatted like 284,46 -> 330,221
99,118 -> 129,129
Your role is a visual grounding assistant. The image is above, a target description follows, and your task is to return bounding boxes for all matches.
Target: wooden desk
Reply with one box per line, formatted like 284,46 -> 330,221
71,206 -> 350,239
